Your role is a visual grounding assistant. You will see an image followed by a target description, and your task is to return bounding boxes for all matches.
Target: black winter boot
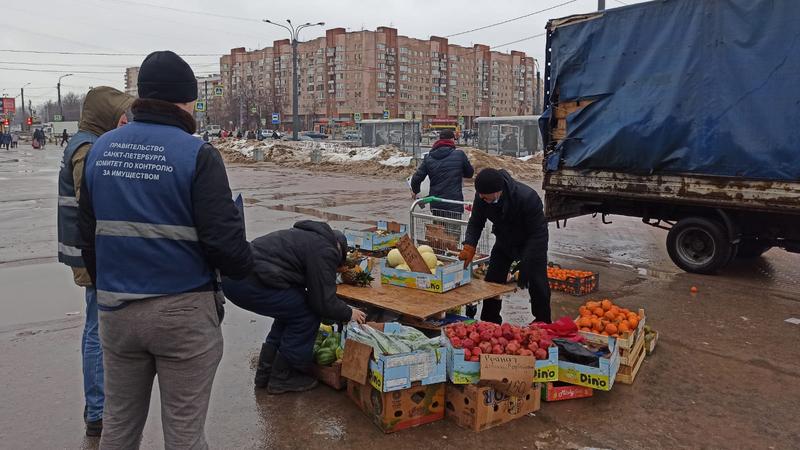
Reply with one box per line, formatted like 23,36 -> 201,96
254,343 -> 277,388
267,351 -> 318,394
86,419 -> 102,437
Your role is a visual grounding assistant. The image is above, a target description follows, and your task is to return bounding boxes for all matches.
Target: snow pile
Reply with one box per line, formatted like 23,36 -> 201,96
214,139 -> 543,180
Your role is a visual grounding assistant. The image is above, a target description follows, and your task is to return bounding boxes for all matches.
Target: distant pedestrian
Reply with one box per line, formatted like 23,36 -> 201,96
78,50 -> 252,449
410,129 -> 474,211
11,132 -> 19,148
236,129 -> 243,139
57,86 -> 135,437
60,129 -> 69,146
33,128 -> 46,149
203,130 -> 210,142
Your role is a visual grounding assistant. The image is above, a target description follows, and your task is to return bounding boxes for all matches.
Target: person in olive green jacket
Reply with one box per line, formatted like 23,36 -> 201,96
56,86 -> 134,437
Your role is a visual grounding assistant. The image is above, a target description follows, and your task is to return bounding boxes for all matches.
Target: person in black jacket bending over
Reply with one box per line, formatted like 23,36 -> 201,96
458,168 -> 551,324
222,220 -> 366,394
410,129 -> 474,213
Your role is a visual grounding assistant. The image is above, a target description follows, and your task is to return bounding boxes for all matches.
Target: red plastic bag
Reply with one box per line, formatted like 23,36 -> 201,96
531,316 -> 585,343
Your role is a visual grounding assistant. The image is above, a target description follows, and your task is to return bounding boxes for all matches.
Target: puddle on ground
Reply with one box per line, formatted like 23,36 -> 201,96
264,204 -> 359,223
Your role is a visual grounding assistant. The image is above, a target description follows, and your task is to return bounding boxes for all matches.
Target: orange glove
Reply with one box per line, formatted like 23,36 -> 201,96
458,244 -> 476,268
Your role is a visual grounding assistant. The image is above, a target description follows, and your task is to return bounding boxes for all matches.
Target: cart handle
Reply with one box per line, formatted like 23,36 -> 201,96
410,196 -> 471,211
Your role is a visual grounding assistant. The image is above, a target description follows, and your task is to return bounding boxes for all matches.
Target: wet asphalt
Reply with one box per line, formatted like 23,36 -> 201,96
0,146 -> 798,449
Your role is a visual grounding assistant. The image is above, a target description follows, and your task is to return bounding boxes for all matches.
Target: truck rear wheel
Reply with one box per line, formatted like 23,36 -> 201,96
666,217 -> 733,274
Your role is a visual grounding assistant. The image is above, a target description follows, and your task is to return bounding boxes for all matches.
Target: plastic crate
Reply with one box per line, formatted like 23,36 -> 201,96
547,263 -> 599,296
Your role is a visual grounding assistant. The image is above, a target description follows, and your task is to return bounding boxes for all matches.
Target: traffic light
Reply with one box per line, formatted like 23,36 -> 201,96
26,117 -> 32,126
2,118 -> 9,126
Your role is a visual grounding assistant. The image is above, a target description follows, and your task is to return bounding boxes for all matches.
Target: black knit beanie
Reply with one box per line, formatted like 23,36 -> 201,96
439,129 -> 455,140
333,230 -> 349,264
475,168 -> 505,194
137,51 -> 198,103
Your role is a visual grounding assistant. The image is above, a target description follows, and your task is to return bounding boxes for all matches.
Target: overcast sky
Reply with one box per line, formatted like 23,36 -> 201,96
1,0 -> 648,105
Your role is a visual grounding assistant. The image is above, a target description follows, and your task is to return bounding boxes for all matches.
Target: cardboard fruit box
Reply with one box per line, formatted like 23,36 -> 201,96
379,256 -> 471,293
345,220 -> 407,251
311,361 -> 345,390
446,383 -> 541,432
341,322 -> 447,393
557,338 -> 621,391
347,381 -> 445,433
577,308 -> 647,351
541,381 -> 594,402
445,338 -> 559,384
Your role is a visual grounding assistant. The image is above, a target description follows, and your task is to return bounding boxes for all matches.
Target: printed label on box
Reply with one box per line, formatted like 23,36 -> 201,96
385,353 -> 430,369
534,365 -> 558,382
385,377 -> 408,390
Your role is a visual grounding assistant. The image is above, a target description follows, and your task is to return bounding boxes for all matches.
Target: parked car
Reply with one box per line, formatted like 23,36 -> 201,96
344,131 -> 362,141
205,124 -> 221,137
303,132 -> 329,140
257,129 -> 275,140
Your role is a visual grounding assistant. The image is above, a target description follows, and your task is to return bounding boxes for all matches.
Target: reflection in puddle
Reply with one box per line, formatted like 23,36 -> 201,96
265,204 -> 357,223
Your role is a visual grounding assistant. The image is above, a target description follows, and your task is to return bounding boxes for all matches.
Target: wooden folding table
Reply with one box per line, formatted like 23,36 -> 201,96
336,278 -> 515,321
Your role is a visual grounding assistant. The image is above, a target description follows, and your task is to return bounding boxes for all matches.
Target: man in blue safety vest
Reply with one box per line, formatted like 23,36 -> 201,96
78,51 -> 253,449
57,86 -> 134,437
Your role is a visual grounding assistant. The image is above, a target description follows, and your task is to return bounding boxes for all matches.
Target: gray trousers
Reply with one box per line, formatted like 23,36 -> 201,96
98,291 -> 223,450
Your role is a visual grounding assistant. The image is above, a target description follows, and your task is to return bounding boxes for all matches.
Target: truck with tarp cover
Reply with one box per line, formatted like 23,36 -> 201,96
539,0 -> 800,274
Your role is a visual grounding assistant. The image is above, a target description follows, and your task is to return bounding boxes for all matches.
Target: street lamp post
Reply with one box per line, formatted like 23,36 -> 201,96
21,83 -> 31,131
57,73 -> 73,119
263,19 -> 325,141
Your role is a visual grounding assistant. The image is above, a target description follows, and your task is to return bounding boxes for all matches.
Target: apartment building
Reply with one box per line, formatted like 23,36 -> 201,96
196,74 -> 222,127
220,26 -> 539,130
124,67 -> 139,98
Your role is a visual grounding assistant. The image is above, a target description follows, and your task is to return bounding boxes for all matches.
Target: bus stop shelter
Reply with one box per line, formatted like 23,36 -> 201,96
474,115 -> 541,157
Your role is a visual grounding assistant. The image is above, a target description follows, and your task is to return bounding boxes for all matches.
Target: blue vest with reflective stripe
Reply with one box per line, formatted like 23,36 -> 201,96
57,130 -> 98,268
84,121 -> 213,308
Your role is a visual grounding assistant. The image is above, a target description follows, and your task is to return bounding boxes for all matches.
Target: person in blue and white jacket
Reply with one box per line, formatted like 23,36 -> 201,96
78,50 -> 252,450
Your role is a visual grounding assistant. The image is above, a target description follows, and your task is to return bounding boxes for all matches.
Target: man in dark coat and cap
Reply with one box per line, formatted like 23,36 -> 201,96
459,168 -> 551,324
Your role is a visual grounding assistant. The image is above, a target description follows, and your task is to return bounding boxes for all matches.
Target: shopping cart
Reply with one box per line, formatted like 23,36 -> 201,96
408,196 -> 494,264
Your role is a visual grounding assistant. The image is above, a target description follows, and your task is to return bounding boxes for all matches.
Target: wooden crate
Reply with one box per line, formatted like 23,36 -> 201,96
619,331 -> 645,366
616,338 -> 645,385
551,99 -> 596,144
